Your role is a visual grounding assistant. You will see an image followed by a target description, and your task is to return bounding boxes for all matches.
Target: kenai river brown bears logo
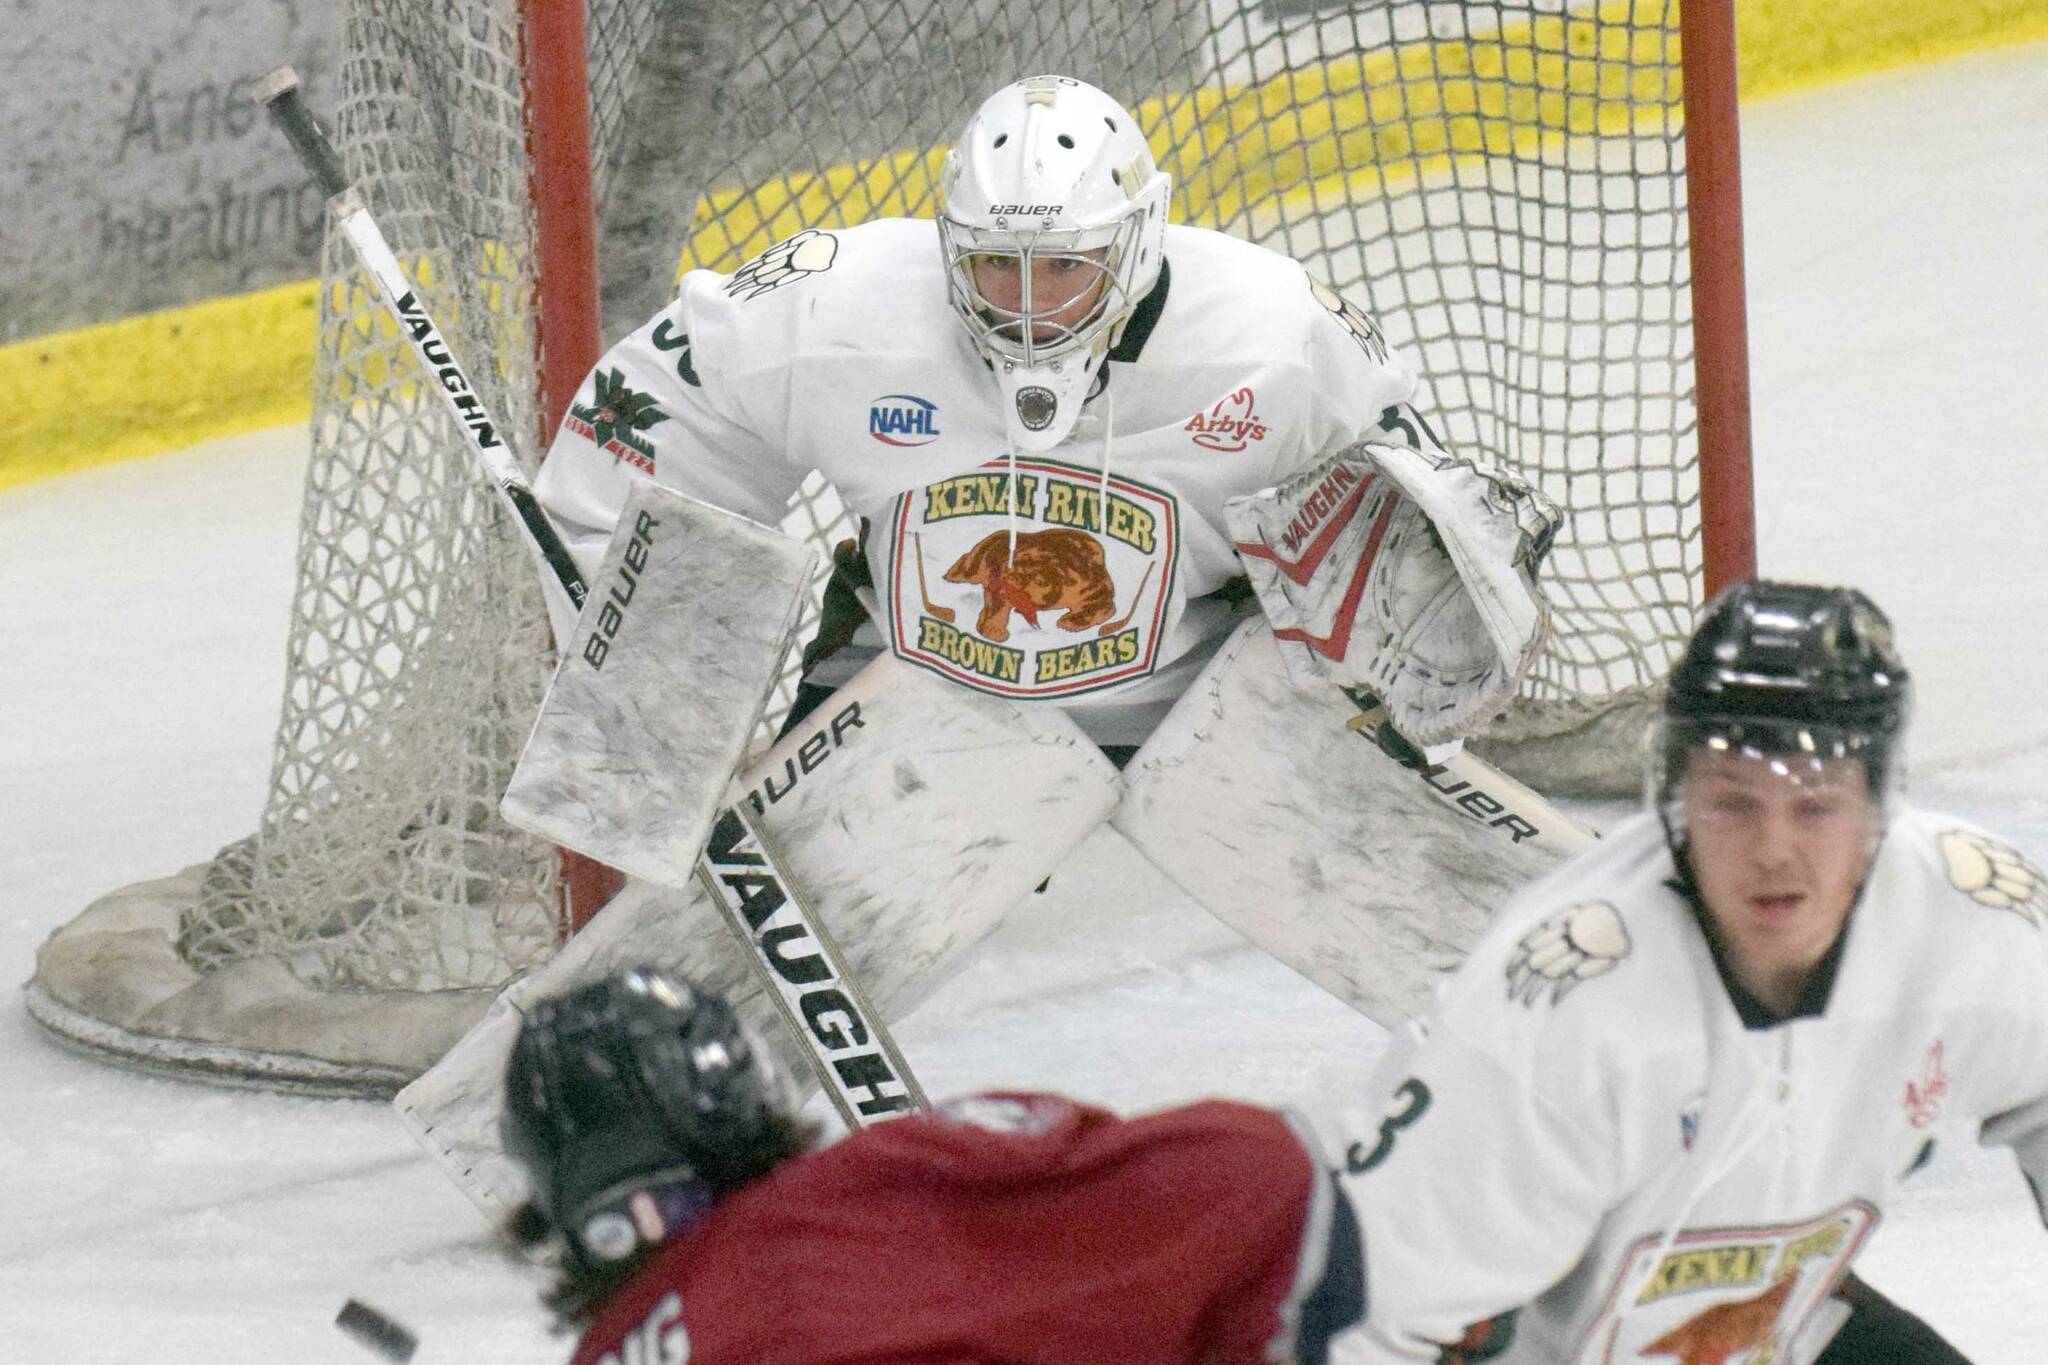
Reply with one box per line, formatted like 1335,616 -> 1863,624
888,458 -> 1177,698
944,528 -> 1118,642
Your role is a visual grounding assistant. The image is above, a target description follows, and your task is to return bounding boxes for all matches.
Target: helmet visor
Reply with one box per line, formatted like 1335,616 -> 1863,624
1649,713 -> 1898,820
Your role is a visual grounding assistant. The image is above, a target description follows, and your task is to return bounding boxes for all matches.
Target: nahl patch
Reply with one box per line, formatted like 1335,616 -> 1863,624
1505,901 -> 1630,1006
869,394 -> 941,446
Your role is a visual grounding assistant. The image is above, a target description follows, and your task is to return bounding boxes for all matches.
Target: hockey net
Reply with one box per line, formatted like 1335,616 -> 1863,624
27,0 -> 1747,1091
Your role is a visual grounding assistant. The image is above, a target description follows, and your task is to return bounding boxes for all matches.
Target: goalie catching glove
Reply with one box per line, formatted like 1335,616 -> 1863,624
1225,441 -> 1561,746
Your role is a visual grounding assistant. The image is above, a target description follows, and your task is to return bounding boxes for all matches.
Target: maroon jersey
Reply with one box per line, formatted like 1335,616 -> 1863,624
571,1092 -> 1362,1365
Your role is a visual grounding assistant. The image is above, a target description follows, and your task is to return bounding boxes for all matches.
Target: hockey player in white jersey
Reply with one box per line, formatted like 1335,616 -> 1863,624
395,72 -> 1571,1212
530,72 -> 1550,754
1336,580 -> 2048,1364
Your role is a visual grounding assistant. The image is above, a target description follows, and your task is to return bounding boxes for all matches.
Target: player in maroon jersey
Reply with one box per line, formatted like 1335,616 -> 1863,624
502,966 -> 1364,1364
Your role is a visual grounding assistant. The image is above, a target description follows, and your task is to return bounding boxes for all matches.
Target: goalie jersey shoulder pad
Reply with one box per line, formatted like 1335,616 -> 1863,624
682,218 -> 1413,395
677,219 -> 960,383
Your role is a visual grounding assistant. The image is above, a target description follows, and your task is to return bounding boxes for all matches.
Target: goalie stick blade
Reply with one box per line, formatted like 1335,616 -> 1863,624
335,1298 -> 418,1363
500,480 -> 820,890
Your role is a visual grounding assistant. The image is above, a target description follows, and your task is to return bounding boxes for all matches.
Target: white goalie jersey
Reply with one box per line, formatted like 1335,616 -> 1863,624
1334,807 -> 2048,1364
532,217 -> 1430,744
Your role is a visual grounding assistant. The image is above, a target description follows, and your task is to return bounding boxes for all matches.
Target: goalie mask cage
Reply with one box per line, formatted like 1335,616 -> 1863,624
27,0 -> 1753,1092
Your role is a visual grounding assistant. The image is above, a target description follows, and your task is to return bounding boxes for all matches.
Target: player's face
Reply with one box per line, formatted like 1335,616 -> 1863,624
969,248 -> 1111,345
1679,747 -> 1879,1013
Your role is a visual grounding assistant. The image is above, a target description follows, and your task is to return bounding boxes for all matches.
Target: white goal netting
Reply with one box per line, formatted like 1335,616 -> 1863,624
28,0 -> 1726,1091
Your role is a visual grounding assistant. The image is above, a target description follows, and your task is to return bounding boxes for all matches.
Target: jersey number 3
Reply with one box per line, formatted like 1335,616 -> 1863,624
1346,1078 -> 1432,1174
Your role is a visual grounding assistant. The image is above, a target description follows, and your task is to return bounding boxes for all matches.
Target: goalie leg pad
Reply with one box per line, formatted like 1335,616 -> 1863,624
399,652 -> 1121,1215
1111,619 -> 1582,1026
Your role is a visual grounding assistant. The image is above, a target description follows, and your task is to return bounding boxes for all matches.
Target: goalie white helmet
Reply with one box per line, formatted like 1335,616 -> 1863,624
938,74 -> 1171,452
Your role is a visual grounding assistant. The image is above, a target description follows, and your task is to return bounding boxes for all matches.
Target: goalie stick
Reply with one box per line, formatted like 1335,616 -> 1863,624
258,67 -> 926,1131
255,70 -> 585,611
1343,689 -> 1598,858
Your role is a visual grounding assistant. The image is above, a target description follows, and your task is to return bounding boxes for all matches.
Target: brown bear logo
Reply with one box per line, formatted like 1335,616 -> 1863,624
1642,1271 -> 1796,1365
943,528 -> 1120,643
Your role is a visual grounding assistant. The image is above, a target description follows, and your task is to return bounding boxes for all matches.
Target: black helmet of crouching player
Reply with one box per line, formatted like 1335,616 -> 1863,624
1653,579 -> 1911,842
502,966 -> 806,1275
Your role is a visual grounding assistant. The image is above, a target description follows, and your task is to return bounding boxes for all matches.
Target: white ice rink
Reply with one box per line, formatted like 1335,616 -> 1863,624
4,44 -> 2046,1363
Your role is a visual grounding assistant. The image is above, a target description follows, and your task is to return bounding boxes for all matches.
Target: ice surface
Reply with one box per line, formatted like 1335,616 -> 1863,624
3,44 -> 2045,1363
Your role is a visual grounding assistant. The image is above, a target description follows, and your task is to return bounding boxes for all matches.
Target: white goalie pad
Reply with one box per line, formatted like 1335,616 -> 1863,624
398,652 -> 1121,1216
501,479 -> 820,887
1225,441 -> 1560,745
1112,619 -> 1592,1025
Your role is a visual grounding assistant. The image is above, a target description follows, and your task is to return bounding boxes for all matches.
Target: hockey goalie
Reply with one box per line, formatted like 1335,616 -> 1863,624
398,73 -> 1579,1211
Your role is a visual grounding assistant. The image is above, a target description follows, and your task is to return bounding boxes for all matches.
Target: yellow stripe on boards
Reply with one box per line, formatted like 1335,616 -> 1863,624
1738,0 -> 2048,102
0,280 -> 319,493
4,0 -> 2040,493
673,0 -> 2048,276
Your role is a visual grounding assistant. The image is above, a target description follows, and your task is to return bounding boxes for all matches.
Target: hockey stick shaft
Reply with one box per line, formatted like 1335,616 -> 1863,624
698,802 -> 927,1122
258,66 -> 587,611
258,67 -> 925,1129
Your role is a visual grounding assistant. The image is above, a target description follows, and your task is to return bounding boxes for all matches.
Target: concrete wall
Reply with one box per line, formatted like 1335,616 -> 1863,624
0,1 -> 337,343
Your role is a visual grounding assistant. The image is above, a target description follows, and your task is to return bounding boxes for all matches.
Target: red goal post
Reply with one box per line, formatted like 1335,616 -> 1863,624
1679,0 -> 1758,601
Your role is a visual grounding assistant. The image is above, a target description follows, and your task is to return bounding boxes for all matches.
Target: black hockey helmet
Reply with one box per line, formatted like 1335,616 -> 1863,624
1654,578 -> 1911,805
502,967 -> 802,1268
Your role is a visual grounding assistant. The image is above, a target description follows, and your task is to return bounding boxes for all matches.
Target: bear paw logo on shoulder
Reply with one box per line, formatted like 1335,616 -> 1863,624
1505,900 -> 1631,1006
1939,829 -> 2047,927
725,228 -> 838,301
1185,386 -> 1269,452
869,395 -> 941,446
1309,275 -> 1391,365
